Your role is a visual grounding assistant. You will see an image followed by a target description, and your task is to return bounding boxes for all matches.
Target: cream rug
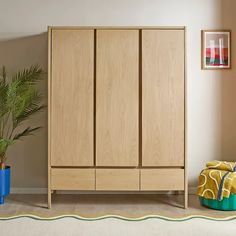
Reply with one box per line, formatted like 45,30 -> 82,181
0,215 -> 236,236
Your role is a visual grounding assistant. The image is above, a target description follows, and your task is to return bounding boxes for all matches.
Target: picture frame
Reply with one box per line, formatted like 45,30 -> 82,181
201,30 -> 231,69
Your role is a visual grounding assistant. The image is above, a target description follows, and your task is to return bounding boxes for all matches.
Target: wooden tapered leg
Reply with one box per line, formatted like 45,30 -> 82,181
48,188 -> 52,209
184,187 -> 188,209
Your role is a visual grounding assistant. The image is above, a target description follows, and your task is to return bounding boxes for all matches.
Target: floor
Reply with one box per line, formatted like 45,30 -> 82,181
1,215 -> 236,236
0,194 -> 236,218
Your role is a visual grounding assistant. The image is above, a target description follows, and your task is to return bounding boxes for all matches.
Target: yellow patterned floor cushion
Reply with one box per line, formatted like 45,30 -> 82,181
206,161 -> 236,172
197,161 -> 236,200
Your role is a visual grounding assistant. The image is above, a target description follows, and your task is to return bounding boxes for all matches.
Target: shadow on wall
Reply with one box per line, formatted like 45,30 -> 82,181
188,0 -> 236,189
221,0 -> 236,162
0,33 -> 48,188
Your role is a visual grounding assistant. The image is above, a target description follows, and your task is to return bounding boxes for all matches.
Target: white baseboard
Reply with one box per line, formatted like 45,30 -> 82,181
11,187 -> 197,195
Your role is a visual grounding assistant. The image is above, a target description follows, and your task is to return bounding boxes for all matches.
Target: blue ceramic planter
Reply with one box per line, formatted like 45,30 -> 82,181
0,166 -> 10,204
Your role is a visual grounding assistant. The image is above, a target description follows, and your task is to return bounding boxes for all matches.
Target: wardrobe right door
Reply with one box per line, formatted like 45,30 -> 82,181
142,30 -> 185,167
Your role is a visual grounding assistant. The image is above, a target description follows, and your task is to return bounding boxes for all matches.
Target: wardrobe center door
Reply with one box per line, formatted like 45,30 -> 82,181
142,30 -> 185,167
96,30 -> 139,166
51,29 -> 94,166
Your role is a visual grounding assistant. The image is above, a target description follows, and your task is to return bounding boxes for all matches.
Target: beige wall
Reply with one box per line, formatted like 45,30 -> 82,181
0,0 -> 235,190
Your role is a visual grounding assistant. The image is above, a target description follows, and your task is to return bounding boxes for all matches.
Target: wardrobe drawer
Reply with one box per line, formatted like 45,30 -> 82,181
96,169 -> 139,190
51,168 -> 95,190
140,169 -> 184,191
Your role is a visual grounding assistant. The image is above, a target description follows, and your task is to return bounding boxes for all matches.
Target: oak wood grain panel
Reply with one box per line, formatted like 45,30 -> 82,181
140,169 -> 184,190
51,29 -> 94,166
184,28 -> 188,208
142,30 -> 185,166
48,27 -> 52,208
51,168 -> 95,190
96,30 -> 139,166
96,169 -> 139,190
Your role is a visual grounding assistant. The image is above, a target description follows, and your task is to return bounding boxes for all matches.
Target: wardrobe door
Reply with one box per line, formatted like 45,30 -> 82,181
96,30 -> 139,166
51,29 -> 94,166
142,30 -> 185,167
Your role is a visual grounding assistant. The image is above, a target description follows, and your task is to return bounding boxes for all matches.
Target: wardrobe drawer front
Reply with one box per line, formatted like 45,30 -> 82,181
51,168 -> 95,190
96,169 -> 139,190
140,169 -> 184,191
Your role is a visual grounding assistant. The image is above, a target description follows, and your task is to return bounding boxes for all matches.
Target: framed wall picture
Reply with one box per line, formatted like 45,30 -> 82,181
201,30 -> 231,69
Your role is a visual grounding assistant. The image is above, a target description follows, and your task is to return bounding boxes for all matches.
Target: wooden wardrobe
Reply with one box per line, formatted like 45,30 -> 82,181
48,26 -> 187,208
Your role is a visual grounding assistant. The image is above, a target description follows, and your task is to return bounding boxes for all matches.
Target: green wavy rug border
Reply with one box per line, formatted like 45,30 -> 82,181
0,214 -> 236,222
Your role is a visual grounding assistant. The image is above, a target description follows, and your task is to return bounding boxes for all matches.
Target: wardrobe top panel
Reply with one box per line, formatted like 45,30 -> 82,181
48,26 -> 185,30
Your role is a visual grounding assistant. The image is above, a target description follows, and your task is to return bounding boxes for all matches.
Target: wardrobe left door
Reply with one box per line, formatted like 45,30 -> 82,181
50,29 -> 94,166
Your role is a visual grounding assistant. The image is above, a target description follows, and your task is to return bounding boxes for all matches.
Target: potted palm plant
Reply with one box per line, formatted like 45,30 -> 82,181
0,65 -> 45,204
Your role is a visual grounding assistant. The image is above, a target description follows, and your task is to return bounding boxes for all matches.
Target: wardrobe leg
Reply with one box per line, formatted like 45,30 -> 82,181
184,189 -> 188,209
48,188 -> 52,209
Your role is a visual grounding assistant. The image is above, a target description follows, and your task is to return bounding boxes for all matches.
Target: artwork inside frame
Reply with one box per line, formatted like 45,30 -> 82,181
201,30 -> 231,69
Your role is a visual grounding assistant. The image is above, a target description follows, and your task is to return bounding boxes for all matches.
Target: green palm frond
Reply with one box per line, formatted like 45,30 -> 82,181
0,66 -> 8,117
7,85 -> 43,128
0,139 -> 14,156
0,66 -> 7,84
0,65 -> 45,166
13,126 -> 42,141
15,103 -> 45,126
0,81 -> 8,118
12,65 -> 44,85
